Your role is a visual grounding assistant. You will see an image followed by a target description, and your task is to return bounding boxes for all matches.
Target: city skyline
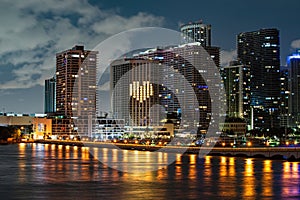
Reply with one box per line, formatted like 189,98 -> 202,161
1,0 -> 300,113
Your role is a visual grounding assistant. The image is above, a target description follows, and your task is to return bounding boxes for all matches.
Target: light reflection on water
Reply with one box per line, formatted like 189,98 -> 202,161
0,143 -> 299,199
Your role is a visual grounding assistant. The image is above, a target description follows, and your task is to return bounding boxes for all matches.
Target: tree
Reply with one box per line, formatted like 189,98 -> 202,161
0,126 -> 11,140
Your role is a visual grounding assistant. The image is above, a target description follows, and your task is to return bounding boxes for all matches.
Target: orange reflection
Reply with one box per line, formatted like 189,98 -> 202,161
44,143 -> 49,151
19,143 -> 26,154
203,156 -> 212,180
81,146 -> 89,161
123,150 -> 129,162
73,146 -> 78,159
102,148 -> 108,164
158,152 -> 163,164
65,145 -> 70,159
190,154 -> 196,165
220,157 -> 237,198
228,157 -> 235,176
262,160 -> 273,197
112,149 -> 118,163
175,154 -> 182,165
18,143 -> 26,183
205,156 -> 211,164
220,156 -> 227,177
188,155 -> 197,180
175,154 -> 182,180
282,162 -> 300,197
292,162 -> 298,172
243,158 -> 255,198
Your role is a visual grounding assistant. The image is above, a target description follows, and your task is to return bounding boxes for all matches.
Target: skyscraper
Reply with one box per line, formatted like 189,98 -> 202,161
280,65 -> 290,128
237,28 -> 280,129
111,43 -> 221,136
287,50 -> 300,128
222,61 -> 251,121
44,77 -> 56,114
55,45 -> 98,136
180,21 -> 211,46
110,58 -> 161,126
180,21 -> 220,68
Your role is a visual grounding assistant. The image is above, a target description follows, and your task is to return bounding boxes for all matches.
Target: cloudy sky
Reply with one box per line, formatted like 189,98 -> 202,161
1,0 -> 300,113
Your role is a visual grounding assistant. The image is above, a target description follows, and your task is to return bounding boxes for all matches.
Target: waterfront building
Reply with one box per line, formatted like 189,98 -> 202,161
287,50 -> 300,128
180,20 -> 220,68
0,116 -> 52,139
237,28 -> 281,129
44,77 -> 56,114
222,61 -> 251,122
110,58 -> 161,127
280,65 -> 290,127
219,117 -> 247,136
93,118 -> 125,141
180,20 -> 211,46
55,45 -> 98,136
111,42 -> 221,137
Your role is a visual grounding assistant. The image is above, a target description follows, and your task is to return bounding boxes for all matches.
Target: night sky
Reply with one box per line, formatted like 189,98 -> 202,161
0,0 -> 300,113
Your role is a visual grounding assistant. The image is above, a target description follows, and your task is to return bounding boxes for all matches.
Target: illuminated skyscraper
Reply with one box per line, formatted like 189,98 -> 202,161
180,21 -> 220,68
55,45 -> 98,136
280,65 -> 290,128
287,50 -> 300,128
222,61 -> 251,121
180,21 -> 211,46
237,28 -> 280,129
44,77 -> 56,114
111,43 -> 220,136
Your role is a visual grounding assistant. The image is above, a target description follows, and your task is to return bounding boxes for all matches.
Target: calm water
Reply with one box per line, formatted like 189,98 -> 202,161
0,143 -> 299,199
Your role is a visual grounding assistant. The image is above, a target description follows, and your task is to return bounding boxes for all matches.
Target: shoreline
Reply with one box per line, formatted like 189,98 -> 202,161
28,139 -> 300,161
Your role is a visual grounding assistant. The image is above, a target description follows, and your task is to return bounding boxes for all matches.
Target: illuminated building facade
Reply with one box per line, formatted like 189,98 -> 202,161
111,43 -> 219,136
180,21 -> 220,68
237,28 -> 280,129
44,77 -> 56,114
222,61 -> 251,121
55,45 -> 98,136
180,20 -> 211,46
287,50 -> 300,128
110,59 -> 161,127
280,65 -> 290,127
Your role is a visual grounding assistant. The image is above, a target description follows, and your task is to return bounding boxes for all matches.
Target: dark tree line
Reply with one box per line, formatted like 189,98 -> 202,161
0,126 -> 18,140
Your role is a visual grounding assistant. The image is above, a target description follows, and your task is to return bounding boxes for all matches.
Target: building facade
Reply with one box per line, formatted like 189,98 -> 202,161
111,43 -> 222,137
0,116 -> 52,140
287,50 -> 300,128
180,21 -> 220,68
44,77 -> 56,114
237,28 -> 281,129
55,45 -> 98,136
280,65 -> 290,127
222,61 -> 251,122
180,21 -> 211,46
110,59 -> 161,127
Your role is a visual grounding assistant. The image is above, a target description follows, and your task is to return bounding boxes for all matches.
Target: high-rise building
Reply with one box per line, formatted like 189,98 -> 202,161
287,50 -> 300,128
180,21 -> 211,46
280,65 -> 290,127
110,59 -> 161,126
44,77 -> 56,114
222,61 -> 251,121
55,45 -> 98,136
237,28 -> 280,129
180,21 -> 220,68
111,43 -> 222,136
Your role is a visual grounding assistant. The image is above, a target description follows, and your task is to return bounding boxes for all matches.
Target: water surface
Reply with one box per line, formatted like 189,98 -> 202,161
0,143 -> 299,199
